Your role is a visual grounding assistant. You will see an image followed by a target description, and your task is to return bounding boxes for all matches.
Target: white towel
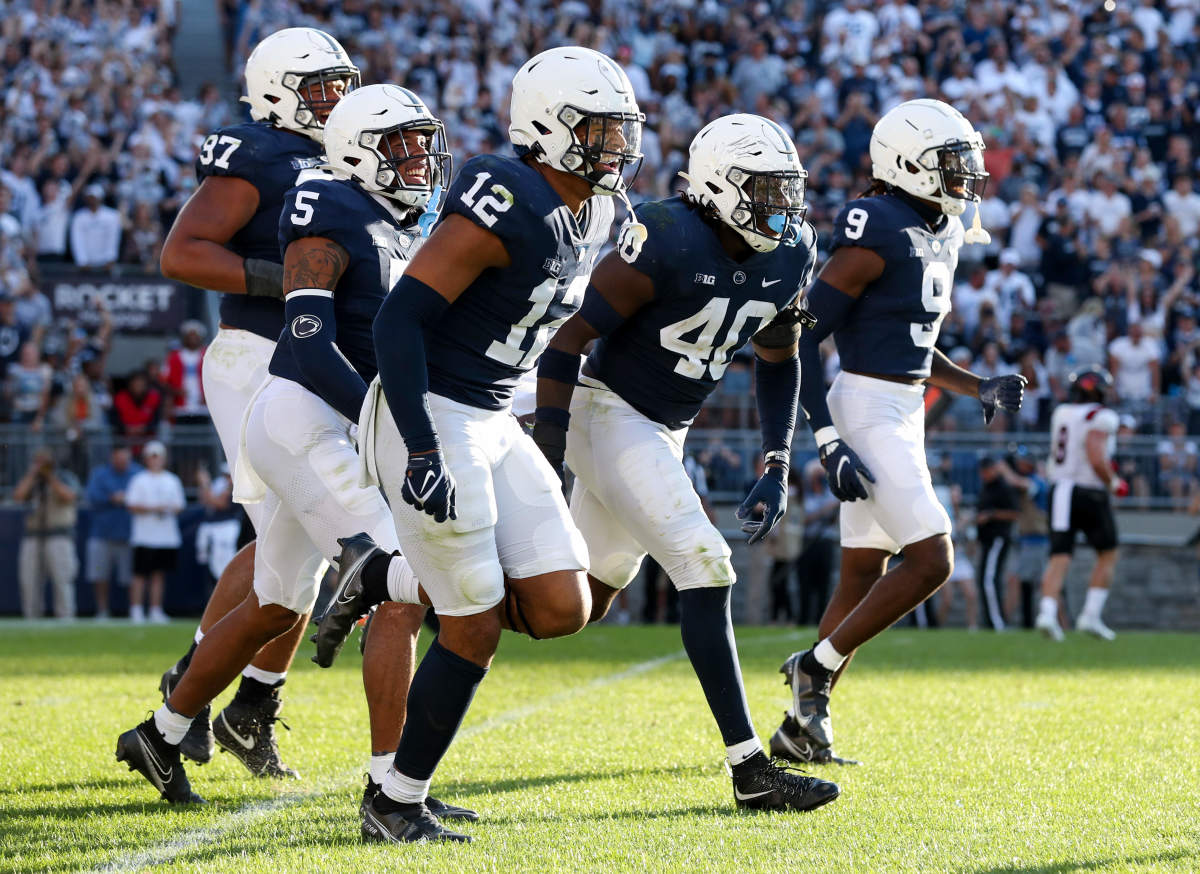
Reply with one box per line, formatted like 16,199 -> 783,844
232,376 -> 273,504
357,376 -> 383,489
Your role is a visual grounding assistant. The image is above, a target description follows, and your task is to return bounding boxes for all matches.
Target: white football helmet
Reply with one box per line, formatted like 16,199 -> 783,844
680,114 -> 808,253
869,98 -> 987,216
509,46 -> 644,195
322,84 -> 450,210
242,27 -> 360,142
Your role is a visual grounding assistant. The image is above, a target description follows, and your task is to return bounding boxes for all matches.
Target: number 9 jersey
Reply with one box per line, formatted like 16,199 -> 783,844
830,193 -> 964,379
426,154 -> 614,410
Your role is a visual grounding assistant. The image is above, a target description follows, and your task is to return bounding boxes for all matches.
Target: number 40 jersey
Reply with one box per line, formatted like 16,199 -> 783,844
426,154 -> 614,410
829,193 -> 964,379
586,196 -> 817,430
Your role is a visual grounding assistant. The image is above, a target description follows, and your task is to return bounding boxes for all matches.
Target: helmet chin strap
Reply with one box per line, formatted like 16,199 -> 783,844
615,186 -> 647,259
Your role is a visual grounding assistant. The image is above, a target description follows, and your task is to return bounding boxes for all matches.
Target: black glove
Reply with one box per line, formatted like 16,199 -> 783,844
819,439 -> 875,502
532,419 -> 567,485
736,464 -> 788,545
978,374 -> 1027,425
401,450 -> 456,523
243,257 -> 285,299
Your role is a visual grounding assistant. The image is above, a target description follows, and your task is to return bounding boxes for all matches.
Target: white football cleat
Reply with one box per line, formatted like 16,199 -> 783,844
1035,612 -> 1064,642
1076,614 -> 1116,641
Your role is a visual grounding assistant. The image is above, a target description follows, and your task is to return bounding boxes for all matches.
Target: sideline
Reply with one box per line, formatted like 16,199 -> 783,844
93,628 -> 802,871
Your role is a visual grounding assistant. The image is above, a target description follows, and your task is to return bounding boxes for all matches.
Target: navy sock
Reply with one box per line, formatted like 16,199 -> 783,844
234,674 -> 281,704
678,587 -> 756,747
392,637 -> 487,781
360,553 -> 391,606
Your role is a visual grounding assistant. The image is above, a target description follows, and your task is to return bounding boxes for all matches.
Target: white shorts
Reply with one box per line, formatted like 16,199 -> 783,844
828,371 -> 951,554
241,376 -> 399,614
202,327 -> 276,533
565,381 -> 734,592
365,382 -> 587,617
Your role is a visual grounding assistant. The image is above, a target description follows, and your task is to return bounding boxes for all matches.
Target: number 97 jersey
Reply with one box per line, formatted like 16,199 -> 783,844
830,193 -> 964,379
425,154 -> 614,411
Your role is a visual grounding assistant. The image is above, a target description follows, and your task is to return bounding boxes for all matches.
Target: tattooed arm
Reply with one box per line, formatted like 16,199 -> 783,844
280,236 -> 367,421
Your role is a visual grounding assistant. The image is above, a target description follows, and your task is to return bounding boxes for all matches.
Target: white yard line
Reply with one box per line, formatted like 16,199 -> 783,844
92,629 -> 801,871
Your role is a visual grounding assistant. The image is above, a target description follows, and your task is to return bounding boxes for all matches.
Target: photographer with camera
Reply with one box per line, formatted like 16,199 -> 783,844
13,447 -> 81,619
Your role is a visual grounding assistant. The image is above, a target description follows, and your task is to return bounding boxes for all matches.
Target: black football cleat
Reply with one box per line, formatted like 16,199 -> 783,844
361,776 -> 479,822
361,796 -> 471,843
312,533 -> 387,668
159,665 -> 214,765
731,755 -> 839,812
212,695 -> 299,779
115,716 -> 205,804
780,649 -> 834,749
770,711 -> 859,766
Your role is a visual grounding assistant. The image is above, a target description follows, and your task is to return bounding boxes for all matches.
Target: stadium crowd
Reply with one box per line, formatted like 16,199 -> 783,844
0,0 -> 1197,506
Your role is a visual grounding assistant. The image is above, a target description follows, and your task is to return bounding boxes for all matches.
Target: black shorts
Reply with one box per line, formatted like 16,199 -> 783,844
133,546 -> 178,575
1048,483 -> 1117,555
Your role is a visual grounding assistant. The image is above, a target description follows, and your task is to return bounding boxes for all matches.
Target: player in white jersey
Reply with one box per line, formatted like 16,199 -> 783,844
1036,368 -> 1124,641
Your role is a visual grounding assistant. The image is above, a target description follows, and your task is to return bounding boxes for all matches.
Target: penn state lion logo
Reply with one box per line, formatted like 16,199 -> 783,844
291,314 -> 323,338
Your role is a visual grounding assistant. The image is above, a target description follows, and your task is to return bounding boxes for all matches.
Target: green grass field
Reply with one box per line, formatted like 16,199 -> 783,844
1,620 -> 1197,873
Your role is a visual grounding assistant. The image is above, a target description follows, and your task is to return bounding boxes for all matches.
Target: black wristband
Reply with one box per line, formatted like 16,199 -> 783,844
244,258 -> 284,299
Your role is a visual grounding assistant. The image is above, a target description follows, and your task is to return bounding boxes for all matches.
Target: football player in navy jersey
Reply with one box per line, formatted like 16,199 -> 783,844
532,114 -> 838,812
116,86 -> 475,825
769,100 -> 1026,765
152,27 -> 361,777
311,47 -> 642,844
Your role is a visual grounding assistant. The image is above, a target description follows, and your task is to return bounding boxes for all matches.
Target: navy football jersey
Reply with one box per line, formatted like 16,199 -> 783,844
587,197 -> 817,430
425,154 -> 614,410
270,174 -> 421,391
195,121 -> 324,340
829,193 -> 964,379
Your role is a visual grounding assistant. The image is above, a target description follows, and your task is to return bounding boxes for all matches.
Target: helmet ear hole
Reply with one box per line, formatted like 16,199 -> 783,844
343,156 -> 361,167
705,181 -> 722,195
532,120 -> 552,136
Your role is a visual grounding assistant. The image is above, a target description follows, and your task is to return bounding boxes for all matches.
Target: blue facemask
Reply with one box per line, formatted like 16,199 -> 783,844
766,213 -> 803,247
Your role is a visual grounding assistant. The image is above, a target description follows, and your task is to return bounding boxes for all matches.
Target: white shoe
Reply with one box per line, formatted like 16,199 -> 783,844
1035,612 -> 1063,642
148,607 -> 170,625
130,605 -> 146,624
1076,614 -> 1116,641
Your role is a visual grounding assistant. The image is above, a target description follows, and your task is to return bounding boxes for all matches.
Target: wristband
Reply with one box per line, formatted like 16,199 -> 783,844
813,426 -> 840,448
765,449 -> 790,468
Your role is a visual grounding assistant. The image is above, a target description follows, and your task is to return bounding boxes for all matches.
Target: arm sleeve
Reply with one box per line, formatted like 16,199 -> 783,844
373,274 -> 450,454
755,352 -> 800,456
284,289 -> 368,423
797,278 -> 858,437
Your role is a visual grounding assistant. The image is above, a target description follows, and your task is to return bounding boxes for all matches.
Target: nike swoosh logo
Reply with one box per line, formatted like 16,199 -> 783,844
734,787 -> 775,800
836,455 -> 850,483
138,733 -> 172,788
761,278 -> 782,287
220,713 -> 256,750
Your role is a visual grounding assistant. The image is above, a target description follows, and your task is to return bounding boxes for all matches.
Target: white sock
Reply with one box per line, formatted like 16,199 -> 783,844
726,737 -> 764,765
813,638 -> 846,672
1081,588 -> 1109,620
153,704 -> 194,745
382,766 -> 431,804
369,754 -> 393,786
242,665 -> 286,685
193,627 -> 204,644
386,555 -> 421,604
1039,596 -> 1058,618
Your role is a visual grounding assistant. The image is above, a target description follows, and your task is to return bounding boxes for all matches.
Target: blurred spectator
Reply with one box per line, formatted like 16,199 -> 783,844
1002,451 -> 1047,631
1108,320 -> 1161,407
125,441 -> 185,624
5,341 -> 51,430
764,467 -> 803,624
112,371 -> 164,450
934,482 -> 977,631
161,320 -> 207,424
1158,421 -> 1198,501
195,464 -> 240,594
796,459 -> 838,627
69,185 -> 122,269
984,250 -> 1036,329
0,291 -> 31,401
50,372 -> 108,476
975,456 -> 1018,631
13,448 -> 81,620
1162,175 -> 1200,239
85,446 -> 142,620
